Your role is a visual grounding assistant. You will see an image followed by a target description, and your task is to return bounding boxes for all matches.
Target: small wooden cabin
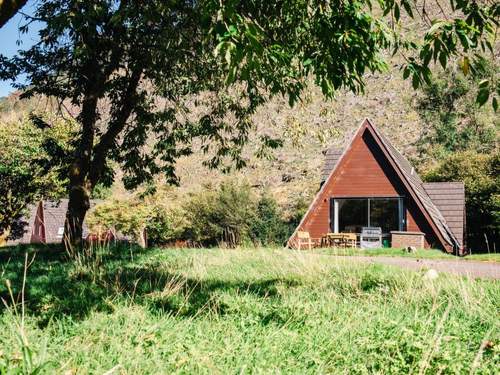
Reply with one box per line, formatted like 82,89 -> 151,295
288,119 -> 465,254
6,199 -> 147,247
7,199 -> 95,245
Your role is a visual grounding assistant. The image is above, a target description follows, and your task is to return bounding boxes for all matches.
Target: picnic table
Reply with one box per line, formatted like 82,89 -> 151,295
321,233 -> 357,248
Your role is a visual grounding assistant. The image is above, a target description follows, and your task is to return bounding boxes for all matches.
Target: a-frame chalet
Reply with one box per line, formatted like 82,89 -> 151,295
288,119 -> 465,254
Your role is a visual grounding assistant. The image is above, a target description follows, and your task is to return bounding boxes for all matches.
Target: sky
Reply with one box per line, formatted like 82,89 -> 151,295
0,1 -> 40,97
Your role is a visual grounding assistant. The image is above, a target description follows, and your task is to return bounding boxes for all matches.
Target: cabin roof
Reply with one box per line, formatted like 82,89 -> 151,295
315,119 -> 463,251
43,199 -> 99,243
320,147 -> 343,183
423,182 -> 465,247
43,200 -> 71,243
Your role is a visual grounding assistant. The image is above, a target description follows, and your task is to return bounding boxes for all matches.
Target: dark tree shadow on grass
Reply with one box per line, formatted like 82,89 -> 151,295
0,244 -> 301,327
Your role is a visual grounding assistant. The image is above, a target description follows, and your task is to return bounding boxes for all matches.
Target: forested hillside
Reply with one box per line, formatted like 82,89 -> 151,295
0,64 -> 457,204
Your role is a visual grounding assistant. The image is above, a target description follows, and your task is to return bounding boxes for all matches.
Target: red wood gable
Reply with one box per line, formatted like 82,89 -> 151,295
289,119 -> 448,251
30,201 -> 46,243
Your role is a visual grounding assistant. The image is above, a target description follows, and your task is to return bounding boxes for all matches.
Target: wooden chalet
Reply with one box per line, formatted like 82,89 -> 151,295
288,119 -> 465,254
6,199 -> 147,247
6,199 -> 95,245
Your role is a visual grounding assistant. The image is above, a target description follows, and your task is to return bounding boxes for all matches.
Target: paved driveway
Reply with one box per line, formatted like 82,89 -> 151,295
336,256 -> 500,279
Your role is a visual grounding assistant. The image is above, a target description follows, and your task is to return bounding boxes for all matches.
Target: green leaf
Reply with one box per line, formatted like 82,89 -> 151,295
438,52 -> 447,69
402,1 -> 413,17
460,56 -> 469,76
476,89 -> 489,106
214,41 -> 225,57
478,79 -> 489,89
225,47 -> 232,65
228,25 -> 238,36
412,74 -> 420,89
457,31 -> 469,50
394,3 -> 400,21
428,20 -> 448,35
403,67 -> 410,79
303,58 -> 313,66
493,97 -> 498,112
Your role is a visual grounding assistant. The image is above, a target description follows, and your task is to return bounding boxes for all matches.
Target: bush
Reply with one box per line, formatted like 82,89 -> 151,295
286,196 -> 310,230
87,182 -> 298,249
250,193 -> 290,246
183,183 -> 298,248
184,181 -> 257,247
146,206 -> 188,246
87,199 -> 149,245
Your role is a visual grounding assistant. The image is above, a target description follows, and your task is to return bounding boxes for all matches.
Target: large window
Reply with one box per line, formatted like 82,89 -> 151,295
337,199 -> 368,234
332,197 -> 404,233
370,198 -> 400,233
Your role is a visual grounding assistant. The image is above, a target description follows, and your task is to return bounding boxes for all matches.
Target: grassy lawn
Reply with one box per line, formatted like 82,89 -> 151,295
316,247 -> 500,262
0,245 -> 499,373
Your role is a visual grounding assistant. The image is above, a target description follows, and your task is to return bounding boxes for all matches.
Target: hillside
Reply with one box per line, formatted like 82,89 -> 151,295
173,70 -> 426,208
2,1 -> 497,216
0,62 -> 429,207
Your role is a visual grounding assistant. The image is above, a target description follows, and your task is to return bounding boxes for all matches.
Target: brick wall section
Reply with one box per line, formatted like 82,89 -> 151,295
391,231 -> 425,248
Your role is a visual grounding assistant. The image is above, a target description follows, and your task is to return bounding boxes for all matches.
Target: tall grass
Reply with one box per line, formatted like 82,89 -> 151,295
1,253 -> 53,373
0,245 -> 498,373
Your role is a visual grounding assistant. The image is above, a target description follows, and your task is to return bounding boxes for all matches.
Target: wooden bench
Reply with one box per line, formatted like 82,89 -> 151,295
297,231 -> 314,250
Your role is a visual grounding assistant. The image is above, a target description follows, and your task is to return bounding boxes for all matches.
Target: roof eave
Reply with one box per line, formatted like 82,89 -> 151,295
365,119 -> 457,252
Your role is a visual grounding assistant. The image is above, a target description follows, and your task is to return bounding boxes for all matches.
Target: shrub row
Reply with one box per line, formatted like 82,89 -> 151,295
88,181 -> 306,248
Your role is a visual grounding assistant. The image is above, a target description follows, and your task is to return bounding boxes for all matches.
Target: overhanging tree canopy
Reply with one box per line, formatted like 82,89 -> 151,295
0,0 -> 497,247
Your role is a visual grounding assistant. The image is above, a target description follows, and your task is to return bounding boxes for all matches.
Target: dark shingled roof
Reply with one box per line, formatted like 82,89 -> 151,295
321,121 -> 463,250
423,182 -> 465,247
43,200 -> 69,243
43,199 -> 96,243
320,148 -> 343,183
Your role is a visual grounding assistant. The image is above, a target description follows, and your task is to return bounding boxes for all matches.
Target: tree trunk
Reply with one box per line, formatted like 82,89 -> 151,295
64,80 -> 99,250
64,177 -> 92,250
62,65 -> 141,250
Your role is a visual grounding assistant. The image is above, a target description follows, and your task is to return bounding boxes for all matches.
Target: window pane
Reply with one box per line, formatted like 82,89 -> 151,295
370,199 -> 399,233
338,199 -> 368,233
57,226 -> 65,237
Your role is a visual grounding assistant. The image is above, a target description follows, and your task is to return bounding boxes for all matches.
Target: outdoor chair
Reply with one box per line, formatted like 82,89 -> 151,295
342,233 -> 357,248
297,231 -> 314,250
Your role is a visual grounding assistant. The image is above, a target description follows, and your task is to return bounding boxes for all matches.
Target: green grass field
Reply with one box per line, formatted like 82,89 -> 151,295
1,245 -> 499,374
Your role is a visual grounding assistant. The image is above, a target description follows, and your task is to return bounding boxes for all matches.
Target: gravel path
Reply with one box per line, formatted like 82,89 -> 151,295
335,256 -> 500,279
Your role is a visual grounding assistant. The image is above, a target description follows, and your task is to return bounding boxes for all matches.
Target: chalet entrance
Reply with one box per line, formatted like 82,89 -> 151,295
330,197 -> 405,235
